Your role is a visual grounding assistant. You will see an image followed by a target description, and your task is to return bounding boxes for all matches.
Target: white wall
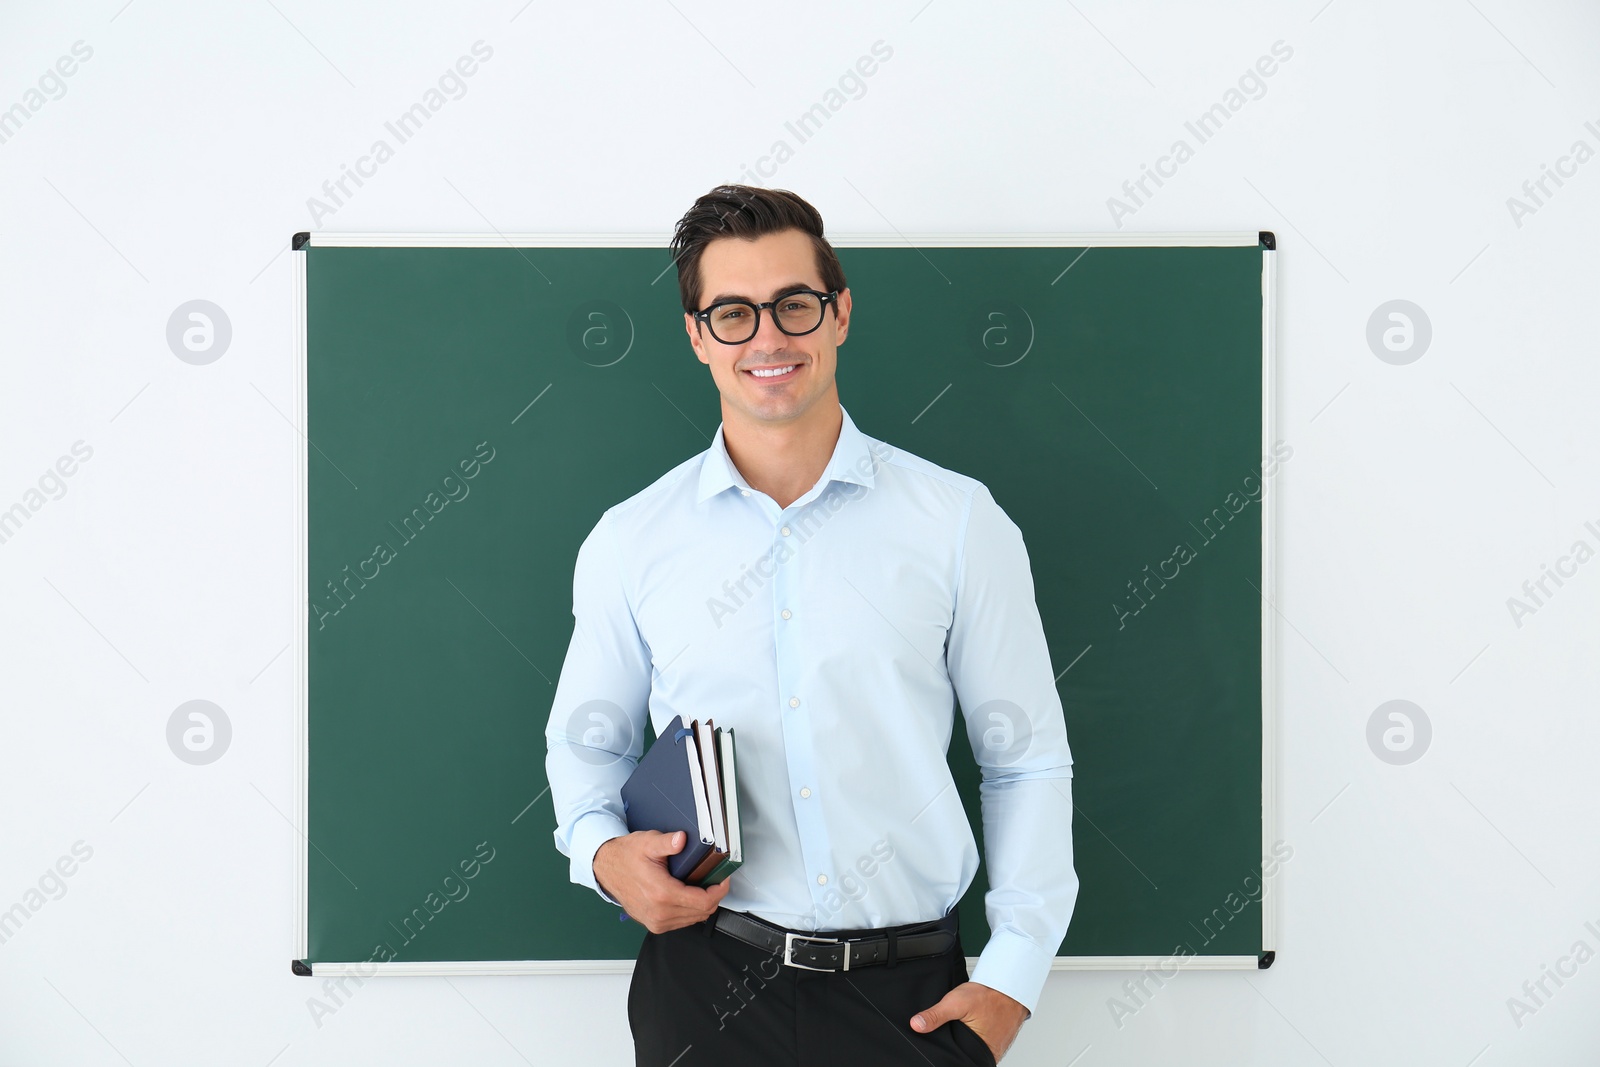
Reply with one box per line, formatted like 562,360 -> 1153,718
2,0 -> 1597,1063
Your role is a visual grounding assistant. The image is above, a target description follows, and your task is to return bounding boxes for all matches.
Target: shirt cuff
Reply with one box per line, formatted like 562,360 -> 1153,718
569,810 -> 631,907
967,927 -> 1056,1016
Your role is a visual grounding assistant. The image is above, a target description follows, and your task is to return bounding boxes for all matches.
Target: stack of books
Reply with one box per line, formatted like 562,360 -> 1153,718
620,715 -> 743,886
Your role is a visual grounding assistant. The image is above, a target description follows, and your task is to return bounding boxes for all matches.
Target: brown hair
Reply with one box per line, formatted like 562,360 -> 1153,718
669,184 -> 848,320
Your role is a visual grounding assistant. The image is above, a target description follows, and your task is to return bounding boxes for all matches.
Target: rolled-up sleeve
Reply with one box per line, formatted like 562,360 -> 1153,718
945,484 -> 1078,1015
544,510 -> 652,906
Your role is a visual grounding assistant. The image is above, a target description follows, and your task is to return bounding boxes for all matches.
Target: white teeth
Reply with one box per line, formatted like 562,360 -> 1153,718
749,365 -> 796,378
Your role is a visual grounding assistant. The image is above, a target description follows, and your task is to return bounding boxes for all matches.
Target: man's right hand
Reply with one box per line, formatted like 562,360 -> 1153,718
593,830 -> 732,934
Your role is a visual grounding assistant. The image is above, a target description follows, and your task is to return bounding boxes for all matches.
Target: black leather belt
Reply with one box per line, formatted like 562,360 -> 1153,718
709,907 -> 959,971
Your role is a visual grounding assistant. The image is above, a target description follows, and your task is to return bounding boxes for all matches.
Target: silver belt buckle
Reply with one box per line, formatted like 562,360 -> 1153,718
783,930 -> 850,971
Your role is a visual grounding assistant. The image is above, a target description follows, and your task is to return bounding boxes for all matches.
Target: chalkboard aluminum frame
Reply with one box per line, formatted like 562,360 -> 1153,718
293,231 -> 1278,977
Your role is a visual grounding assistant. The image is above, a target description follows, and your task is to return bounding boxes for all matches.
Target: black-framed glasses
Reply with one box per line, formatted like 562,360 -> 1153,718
692,288 -> 840,345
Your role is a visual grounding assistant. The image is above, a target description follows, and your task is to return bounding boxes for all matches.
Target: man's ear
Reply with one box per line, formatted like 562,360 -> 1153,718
833,287 -> 852,347
685,312 -> 709,365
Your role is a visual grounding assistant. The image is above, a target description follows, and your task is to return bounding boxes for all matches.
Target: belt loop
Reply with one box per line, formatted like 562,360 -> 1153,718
885,928 -> 898,969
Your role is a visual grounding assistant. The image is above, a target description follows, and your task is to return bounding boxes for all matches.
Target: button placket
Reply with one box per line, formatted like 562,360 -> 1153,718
772,505 -> 832,910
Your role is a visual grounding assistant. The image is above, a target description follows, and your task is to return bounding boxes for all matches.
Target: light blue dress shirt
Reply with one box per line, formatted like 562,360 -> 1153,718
544,404 -> 1077,1013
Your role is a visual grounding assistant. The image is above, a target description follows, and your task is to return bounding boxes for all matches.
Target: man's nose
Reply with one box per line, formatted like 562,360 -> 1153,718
749,305 -> 791,352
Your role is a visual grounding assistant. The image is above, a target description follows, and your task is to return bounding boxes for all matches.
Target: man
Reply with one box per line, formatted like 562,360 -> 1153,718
545,185 -> 1077,1066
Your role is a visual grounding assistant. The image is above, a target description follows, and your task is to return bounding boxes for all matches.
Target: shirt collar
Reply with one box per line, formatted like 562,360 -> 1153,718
696,405 -> 879,504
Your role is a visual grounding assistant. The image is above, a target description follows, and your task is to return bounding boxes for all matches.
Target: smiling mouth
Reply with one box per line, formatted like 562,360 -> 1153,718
742,363 -> 801,383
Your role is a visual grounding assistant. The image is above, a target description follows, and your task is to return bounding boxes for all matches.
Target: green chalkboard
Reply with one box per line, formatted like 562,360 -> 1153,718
296,234 -> 1276,972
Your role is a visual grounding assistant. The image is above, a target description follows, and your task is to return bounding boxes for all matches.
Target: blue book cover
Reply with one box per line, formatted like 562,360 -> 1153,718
619,715 -> 715,883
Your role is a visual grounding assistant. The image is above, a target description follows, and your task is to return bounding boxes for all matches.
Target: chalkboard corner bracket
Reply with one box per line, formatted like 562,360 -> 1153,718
1257,950 -> 1275,969
292,958 -> 313,977
292,232 -> 311,251
1258,231 -> 1276,250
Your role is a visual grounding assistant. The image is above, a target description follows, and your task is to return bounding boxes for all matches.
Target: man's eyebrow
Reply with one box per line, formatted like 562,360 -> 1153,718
705,281 -> 816,304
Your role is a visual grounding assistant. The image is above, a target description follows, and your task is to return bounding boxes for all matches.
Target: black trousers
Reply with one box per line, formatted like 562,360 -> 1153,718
628,908 -> 997,1067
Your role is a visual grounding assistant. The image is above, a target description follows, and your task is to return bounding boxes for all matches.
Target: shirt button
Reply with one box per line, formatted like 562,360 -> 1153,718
788,697 -> 800,708
741,489 -> 750,497
799,787 -> 811,798
816,874 -> 828,886
780,526 -> 791,536
781,609 -> 792,620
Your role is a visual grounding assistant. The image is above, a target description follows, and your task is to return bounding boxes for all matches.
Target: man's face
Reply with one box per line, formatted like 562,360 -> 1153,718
684,228 -> 851,427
